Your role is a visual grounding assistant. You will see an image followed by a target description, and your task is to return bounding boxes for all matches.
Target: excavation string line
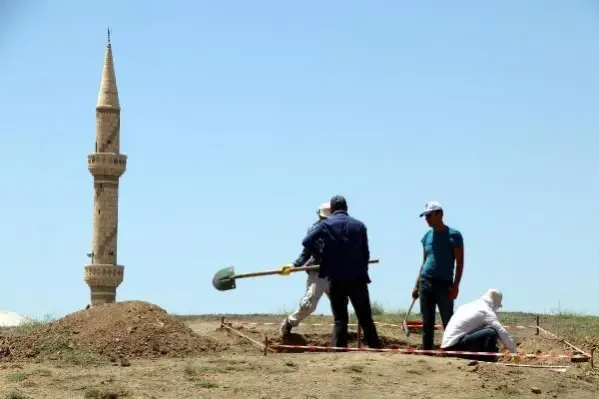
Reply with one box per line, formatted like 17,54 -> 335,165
536,325 -> 592,358
268,344 -> 589,360
230,319 -> 587,355
227,320 -> 535,331
220,323 -> 592,365
220,322 -> 265,350
480,361 -> 569,370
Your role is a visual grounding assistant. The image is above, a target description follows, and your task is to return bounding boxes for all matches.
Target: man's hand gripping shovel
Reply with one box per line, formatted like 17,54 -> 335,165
212,259 -> 380,292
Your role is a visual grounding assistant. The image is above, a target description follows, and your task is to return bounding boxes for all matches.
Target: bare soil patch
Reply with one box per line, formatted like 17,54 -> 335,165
0,313 -> 596,398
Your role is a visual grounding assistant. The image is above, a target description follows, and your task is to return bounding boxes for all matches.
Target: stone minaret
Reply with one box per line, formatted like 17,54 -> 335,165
84,30 -> 127,306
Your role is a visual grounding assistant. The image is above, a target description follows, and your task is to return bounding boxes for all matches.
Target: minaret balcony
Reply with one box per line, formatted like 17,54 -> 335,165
88,153 -> 127,177
84,264 -> 124,287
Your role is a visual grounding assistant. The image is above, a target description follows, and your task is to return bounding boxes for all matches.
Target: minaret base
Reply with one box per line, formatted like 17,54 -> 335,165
88,286 -> 117,305
84,264 -> 124,307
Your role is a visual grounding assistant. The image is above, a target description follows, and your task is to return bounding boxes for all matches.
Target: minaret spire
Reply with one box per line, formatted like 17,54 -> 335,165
97,27 -> 120,109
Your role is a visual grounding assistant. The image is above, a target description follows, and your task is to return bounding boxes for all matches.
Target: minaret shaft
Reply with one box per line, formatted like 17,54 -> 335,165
84,34 -> 126,307
92,179 -> 119,265
95,109 -> 121,154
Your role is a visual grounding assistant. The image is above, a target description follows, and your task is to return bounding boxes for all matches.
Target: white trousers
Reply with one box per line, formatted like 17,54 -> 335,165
287,272 -> 330,327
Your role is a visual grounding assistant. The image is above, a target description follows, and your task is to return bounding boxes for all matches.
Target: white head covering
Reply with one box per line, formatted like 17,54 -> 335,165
317,202 -> 332,218
482,289 -> 503,312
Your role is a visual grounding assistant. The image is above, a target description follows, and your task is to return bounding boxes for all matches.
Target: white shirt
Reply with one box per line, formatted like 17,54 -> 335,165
441,298 -> 517,353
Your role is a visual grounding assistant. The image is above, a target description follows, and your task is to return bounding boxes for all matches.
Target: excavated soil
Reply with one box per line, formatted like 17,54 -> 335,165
0,301 -> 222,362
222,325 -> 412,352
272,331 -> 411,350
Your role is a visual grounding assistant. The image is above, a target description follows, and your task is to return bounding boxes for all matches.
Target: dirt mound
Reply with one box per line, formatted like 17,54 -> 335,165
0,301 -> 221,362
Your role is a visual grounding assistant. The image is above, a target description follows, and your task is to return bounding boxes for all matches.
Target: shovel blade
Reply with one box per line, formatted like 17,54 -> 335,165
212,267 -> 236,291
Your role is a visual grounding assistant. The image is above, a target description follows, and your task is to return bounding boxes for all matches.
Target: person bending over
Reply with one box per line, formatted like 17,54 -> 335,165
441,289 -> 517,362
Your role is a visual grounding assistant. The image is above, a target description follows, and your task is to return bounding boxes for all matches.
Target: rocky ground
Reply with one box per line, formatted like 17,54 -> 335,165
0,301 -> 596,398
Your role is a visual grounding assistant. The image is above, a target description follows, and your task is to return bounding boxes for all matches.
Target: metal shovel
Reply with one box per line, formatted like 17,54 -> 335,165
212,259 -> 380,292
403,298 -> 416,337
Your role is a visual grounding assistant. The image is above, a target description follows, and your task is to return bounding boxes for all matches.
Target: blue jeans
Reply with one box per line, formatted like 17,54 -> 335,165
445,327 -> 499,362
418,277 -> 454,350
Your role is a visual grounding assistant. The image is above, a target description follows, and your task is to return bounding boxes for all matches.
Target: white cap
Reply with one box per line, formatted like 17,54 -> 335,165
482,289 -> 503,311
317,202 -> 332,218
419,201 -> 443,217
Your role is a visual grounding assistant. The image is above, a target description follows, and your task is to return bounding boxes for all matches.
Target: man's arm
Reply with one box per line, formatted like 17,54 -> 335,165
302,221 -> 325,254
414,246 -> 426,287
452,232 -> 464,286
412,246 -> 427,298
362,225 -> 370,264
292,247 -> 313,267
292,223 -> 321,267
484,312 -> 517,353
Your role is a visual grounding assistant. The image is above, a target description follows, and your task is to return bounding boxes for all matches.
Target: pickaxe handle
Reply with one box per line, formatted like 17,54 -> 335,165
403,298 -> 417,337
229,259 -> 380,281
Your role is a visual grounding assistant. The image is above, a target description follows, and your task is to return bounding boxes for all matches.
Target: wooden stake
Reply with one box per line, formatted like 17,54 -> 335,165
536,315 -> 540,335
221,316 -> 225,327
263,336 -> 269,356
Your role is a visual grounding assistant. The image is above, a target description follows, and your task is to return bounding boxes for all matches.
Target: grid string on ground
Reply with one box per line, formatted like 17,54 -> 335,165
267,343 -> 590,361
227,320 -> 535,330
220,321 -> 265,350
536,325 -> 592,358
219,320 -> 594,366
483,362 -> 570,370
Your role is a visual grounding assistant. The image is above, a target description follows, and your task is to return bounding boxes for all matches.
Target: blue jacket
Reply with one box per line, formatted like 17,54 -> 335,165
301,210 -> 371,282
292,220 -> 324,267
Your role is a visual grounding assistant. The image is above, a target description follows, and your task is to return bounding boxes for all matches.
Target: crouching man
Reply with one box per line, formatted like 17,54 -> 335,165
441,289 -> 517,362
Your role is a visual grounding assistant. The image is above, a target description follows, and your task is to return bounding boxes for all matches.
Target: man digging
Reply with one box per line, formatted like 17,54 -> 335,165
280,202 -> 333,336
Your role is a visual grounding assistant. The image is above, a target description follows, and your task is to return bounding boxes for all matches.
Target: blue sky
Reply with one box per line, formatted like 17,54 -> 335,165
1,1 -> 598,319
